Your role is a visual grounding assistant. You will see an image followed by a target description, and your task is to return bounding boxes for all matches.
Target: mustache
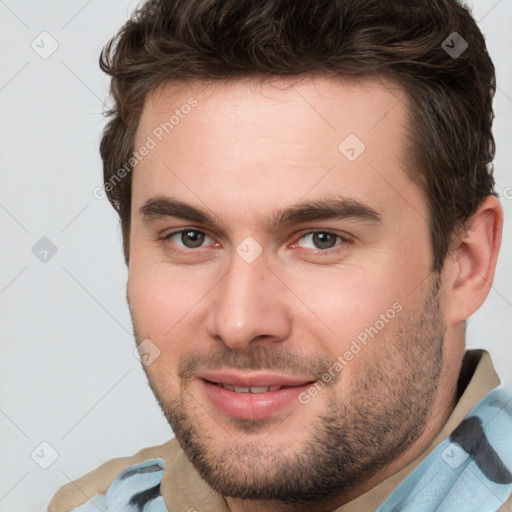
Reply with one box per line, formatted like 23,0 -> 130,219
178,345 -> 338,384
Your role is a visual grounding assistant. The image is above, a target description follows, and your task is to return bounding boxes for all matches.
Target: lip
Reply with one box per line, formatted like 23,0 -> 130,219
197,370 -> 316,420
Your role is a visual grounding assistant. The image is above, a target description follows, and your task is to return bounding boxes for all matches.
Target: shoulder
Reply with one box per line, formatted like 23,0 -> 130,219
47,438 -> 181,512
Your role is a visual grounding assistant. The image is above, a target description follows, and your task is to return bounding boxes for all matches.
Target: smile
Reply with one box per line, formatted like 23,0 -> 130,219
197,372 -> 317,420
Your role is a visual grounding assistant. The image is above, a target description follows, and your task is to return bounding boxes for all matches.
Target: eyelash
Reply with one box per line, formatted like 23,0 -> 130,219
161,228 -> 349,255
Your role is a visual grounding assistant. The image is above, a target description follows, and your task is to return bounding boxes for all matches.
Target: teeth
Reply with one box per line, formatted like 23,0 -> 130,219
219,384 -> 283,393
231,386 -> 250,393
249,386 -> 270,393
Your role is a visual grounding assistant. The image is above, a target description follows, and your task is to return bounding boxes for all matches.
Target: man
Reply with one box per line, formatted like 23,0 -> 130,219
49,0 -> 512,510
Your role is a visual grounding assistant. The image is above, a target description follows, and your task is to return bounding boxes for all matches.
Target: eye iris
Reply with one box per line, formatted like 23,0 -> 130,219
313,232 -> 336,249
181,230 -> 204,248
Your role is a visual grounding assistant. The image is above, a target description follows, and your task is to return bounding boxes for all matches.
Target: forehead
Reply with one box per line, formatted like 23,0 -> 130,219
132,74 -> 422,227
138,74 -> 409,151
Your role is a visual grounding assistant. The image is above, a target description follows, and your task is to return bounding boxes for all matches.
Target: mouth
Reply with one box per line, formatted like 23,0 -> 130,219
208,382 -> 290,393
197,371 -> 317,420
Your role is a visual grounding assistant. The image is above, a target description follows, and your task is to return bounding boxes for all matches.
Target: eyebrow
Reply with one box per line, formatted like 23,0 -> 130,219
140,195 -> 381,231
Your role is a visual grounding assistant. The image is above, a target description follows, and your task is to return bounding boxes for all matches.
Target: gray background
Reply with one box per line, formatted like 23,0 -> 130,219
0,0 -> 511,510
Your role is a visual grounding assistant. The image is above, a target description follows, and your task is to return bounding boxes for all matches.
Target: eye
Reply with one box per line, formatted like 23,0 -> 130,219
161,228 -> 349,256
164,229 -> 214,250
295,231 -> 347,251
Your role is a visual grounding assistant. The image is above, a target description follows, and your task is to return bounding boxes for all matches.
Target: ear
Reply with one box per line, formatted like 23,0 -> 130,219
444,196 -> 503,325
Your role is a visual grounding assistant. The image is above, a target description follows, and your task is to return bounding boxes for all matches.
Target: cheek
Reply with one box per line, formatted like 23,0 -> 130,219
285,265 -> 402,353
127,258 -> 205,352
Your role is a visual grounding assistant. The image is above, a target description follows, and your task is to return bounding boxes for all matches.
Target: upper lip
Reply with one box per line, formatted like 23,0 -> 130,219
198,370 -> 316,388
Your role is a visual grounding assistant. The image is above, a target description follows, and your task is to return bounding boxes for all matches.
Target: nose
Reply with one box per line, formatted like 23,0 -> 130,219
206,247 -> 292,351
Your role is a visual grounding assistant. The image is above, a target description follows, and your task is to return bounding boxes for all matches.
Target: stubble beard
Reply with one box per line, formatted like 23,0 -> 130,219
134,274 -> 445,505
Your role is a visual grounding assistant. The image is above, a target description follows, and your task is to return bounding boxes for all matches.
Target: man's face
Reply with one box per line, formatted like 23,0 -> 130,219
127,76 -> 449,505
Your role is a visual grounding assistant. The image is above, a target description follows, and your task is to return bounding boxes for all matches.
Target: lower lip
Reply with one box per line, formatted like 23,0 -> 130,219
199,379 -> 315,420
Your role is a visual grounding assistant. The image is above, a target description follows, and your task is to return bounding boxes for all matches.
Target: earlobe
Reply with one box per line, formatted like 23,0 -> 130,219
445,196 -> 503,325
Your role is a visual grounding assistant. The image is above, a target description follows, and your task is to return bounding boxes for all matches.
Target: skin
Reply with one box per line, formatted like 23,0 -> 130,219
126,75 -> 503,512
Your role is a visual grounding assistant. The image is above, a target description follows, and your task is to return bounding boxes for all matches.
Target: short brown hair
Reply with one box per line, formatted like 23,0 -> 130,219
99,0 -> 496,271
